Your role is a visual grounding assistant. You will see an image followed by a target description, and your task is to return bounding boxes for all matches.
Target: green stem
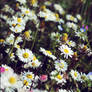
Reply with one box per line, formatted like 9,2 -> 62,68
22,39 -> 26,48
31,29 -> 39,50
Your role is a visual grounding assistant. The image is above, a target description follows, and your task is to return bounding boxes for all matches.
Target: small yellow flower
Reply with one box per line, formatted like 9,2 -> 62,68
62,33 -> 68,42
73,52 -> 78,58
24,31 -> 31,39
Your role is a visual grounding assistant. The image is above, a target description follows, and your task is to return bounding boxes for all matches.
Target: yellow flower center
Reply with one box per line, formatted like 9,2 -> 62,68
16,44 -> 20,48
33,56 -> 37,61
10,40 -> 14,43
26,74 -> 33,79
32,62 -> 36,66
59,62 -> 64,68
31,0 -> 37,5
16,3 -> 19,7
24,31 -> 30,39
74,52 -> 77,57
0,39 -> 5,43
5,69 -> 8,71
23,80 -> 29,86
46,50 -> 52,55
74,72 -> 78,77
17,24 -> 21,27
12,24 -> 16,27
10,53 -> 13,57
64,49 -> 69,54
83,45 -> 87,50
17,18 -> 22,23
55,13 -> 59,21
56,74 -> 62,80
23,53 -> 29,58
41,5 -> 46,10
68,41 -> 71,45
70,16 -> 74,21
45,16 -> 47,19
9,77 -> 16,84
25,10 -> 30,14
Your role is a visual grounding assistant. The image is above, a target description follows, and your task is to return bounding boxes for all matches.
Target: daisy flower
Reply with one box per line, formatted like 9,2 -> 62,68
87,72 -> 92,80
66,22 -> 77,31
16,49 -> 33,63
75,31 -> 87,41
44,1 -> 52,6
66,40 -> 76,47
16,0 -> 26,4
21,71 -> 34,87
1,71 -> 22,89
76,14 -> 82,21
50,70 -> 66,84
5,34 -> 15,45
70,70 -> 81,81
80,72 -> 88,83
66,14 -> 78,23
40,47 -> 56,60
30,0 -> 38,7
24,59 -> 41,69
51,32 -> 61,42
1,65 -> 14,74
54,4 -> 65,15
55,60 -> 68,72
59,45 -> 74,59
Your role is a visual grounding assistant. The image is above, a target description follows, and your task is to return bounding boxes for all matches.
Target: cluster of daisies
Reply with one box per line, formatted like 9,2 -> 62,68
0,0 -> 92,92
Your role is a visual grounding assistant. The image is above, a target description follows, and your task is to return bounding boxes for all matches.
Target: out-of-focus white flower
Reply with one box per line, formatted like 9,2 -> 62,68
44,1 -> 52,6
75,31 -> 87,41
54,4 -> 65,15
51,32 -> 61,42
87,72 -> 92,80
55,60 -> 68,72
40,47 -> 57,60
16,0 -> 26,4
80,72 -> 88,83
5,34 -> 15,45
66,14 -> 78,23
66,40 -> 76,47
1,70 -> 22,89
66,22 -> 78,30
30,0 -> 38,7
38,9 -> 60,22
76,14 -> 82,21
